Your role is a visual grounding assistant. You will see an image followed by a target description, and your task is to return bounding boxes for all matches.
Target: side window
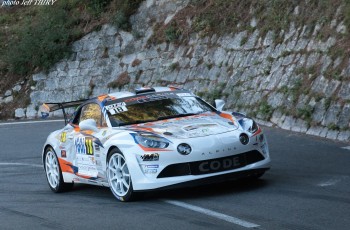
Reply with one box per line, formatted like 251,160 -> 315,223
80,103 -> 104,126
71,107 -> 82,125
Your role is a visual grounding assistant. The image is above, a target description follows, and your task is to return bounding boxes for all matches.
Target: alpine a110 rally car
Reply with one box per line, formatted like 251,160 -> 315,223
41,86 -> 270,201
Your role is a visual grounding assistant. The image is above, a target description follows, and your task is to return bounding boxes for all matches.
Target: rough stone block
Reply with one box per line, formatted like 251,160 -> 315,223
338,82 -> 350,100
32,72 -> 47,81
281,116 -> 295,130
337,104 -> 350,129
322,102 -> 341,126
326,130 -> 339,140
26,105 -> 37,119
4,96 -> 13,103
306,126 -> 323,136
4,90 -> 12,97
337,131 -> 350,142
15,108 -> 26,119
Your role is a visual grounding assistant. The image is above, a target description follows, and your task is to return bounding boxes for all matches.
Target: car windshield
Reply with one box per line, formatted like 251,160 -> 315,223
107,96 -> 215,126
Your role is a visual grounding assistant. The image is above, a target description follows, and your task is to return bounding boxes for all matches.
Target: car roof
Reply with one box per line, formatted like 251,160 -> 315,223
105,86 -> 183,99
43,86 -> 185,112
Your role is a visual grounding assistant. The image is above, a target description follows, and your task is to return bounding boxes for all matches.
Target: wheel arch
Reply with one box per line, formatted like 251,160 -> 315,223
42,144 -> 54,165
106,145 -> 123,162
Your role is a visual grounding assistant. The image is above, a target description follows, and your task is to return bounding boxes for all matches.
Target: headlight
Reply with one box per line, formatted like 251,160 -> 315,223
134,133 -> 169,149
239,118 -> 259,134
248,120 -> 259,133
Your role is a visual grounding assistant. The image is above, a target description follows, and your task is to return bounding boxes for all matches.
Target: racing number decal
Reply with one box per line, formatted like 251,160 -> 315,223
75,137 -> 94,155
60,132 -> 67,143
105,102 -> 128,115
86,138 -> 94,155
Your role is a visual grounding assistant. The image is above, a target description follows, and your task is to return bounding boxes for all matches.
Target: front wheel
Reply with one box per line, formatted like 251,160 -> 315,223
44,147 -> 73,192
107,150 -> 135,202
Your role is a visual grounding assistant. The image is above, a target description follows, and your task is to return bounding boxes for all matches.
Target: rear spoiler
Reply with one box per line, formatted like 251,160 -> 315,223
40,99 -> 88,125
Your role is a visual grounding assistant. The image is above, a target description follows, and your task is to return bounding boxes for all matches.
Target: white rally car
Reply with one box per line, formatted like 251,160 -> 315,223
42,86 -> 270,201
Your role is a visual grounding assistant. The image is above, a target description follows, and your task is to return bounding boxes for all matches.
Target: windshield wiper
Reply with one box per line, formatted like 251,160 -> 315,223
157,113 -> 197,121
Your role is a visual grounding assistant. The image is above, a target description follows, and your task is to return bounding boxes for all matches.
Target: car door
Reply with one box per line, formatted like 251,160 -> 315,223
70,103 -> 107,180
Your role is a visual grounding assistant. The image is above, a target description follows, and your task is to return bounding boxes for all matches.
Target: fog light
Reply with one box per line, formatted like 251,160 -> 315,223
239,133 -> 249,145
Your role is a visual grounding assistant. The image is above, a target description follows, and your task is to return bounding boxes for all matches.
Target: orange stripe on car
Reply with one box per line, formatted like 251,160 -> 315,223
138,144 -> 172,152
219,113 -> 235,123
97,94 -> 108,102
58,158 -> 74,174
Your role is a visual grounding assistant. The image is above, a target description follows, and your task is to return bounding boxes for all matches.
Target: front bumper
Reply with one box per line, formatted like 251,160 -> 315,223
121,130 -> 271,191
135,168 -> 269,192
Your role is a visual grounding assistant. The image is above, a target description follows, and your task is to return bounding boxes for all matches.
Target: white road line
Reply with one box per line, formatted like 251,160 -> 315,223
341,146 -> 350,151
0,163 -> 42,168
0,120 -> 63,126
318,179 -> 341,187
163,200 -> 260,228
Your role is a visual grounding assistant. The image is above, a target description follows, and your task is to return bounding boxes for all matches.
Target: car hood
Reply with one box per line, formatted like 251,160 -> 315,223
124,112 -> 239,139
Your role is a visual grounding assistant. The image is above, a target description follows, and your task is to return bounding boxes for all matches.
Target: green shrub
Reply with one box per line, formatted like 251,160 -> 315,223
113,0 -> 144,31
87,0 -> 113,16
114,11 -> 129,30
5,6 -> 75,75
169,62 -> 179,71
297,106 -> 313,122
258,101 -> 273,119
165,23 -> 182,42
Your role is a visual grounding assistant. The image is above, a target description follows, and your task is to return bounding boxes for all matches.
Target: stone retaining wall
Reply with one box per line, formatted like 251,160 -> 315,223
17,0 -> 350,142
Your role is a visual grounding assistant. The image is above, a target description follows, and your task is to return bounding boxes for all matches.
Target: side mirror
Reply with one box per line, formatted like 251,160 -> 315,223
215,99 -> 225,111
79,119 -> 99,132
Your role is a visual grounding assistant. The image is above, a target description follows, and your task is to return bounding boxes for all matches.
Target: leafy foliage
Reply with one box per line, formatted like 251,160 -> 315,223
1,0 -> 144,77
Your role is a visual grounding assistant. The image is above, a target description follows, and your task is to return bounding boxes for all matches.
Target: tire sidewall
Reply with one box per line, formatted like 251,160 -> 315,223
107,150 -> 134,202
44,147 -> 63,192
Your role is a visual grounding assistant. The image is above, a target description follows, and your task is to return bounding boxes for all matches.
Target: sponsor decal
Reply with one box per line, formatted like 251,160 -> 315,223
141,153 -> 159,161
76,155 -> 96,165
78,165 -> 98,176
198,156 -> 242,173
61,150 -> 66,158
145,164 -> 159,168
183,124 -> 219,131
261,144 -> 267,155
144,169 -> 157,174
95,144 -> 100,151
75,155 -> 98,177
105,102 -> 128,115
60,132 -> 67,143
142,164 -> 159,174
74,137 -> 94,155
201,147 -> 234,155
102,130 -> 107,136
124,92 -> 174,104
259,134 -> 264,142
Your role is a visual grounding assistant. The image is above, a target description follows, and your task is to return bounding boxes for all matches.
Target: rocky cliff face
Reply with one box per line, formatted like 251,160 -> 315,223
14,0 -> 350,142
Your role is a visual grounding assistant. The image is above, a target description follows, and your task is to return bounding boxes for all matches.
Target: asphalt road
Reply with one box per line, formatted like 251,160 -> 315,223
0,120 -> 349,230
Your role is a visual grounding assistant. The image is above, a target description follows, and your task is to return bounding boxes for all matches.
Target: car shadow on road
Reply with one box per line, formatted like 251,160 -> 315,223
64,174 -> 272,202
143,177 -> 271,201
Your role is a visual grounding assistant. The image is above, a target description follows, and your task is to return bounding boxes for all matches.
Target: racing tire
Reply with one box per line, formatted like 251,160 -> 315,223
44,147 -> 73,193
107,149 -> 136,202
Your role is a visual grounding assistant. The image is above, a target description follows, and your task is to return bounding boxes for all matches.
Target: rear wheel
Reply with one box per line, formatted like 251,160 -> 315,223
44,147 -> 73,192
107,149 -> 135,202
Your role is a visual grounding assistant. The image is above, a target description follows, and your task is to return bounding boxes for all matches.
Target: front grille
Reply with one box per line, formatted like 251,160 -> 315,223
157,150 -> 264,178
